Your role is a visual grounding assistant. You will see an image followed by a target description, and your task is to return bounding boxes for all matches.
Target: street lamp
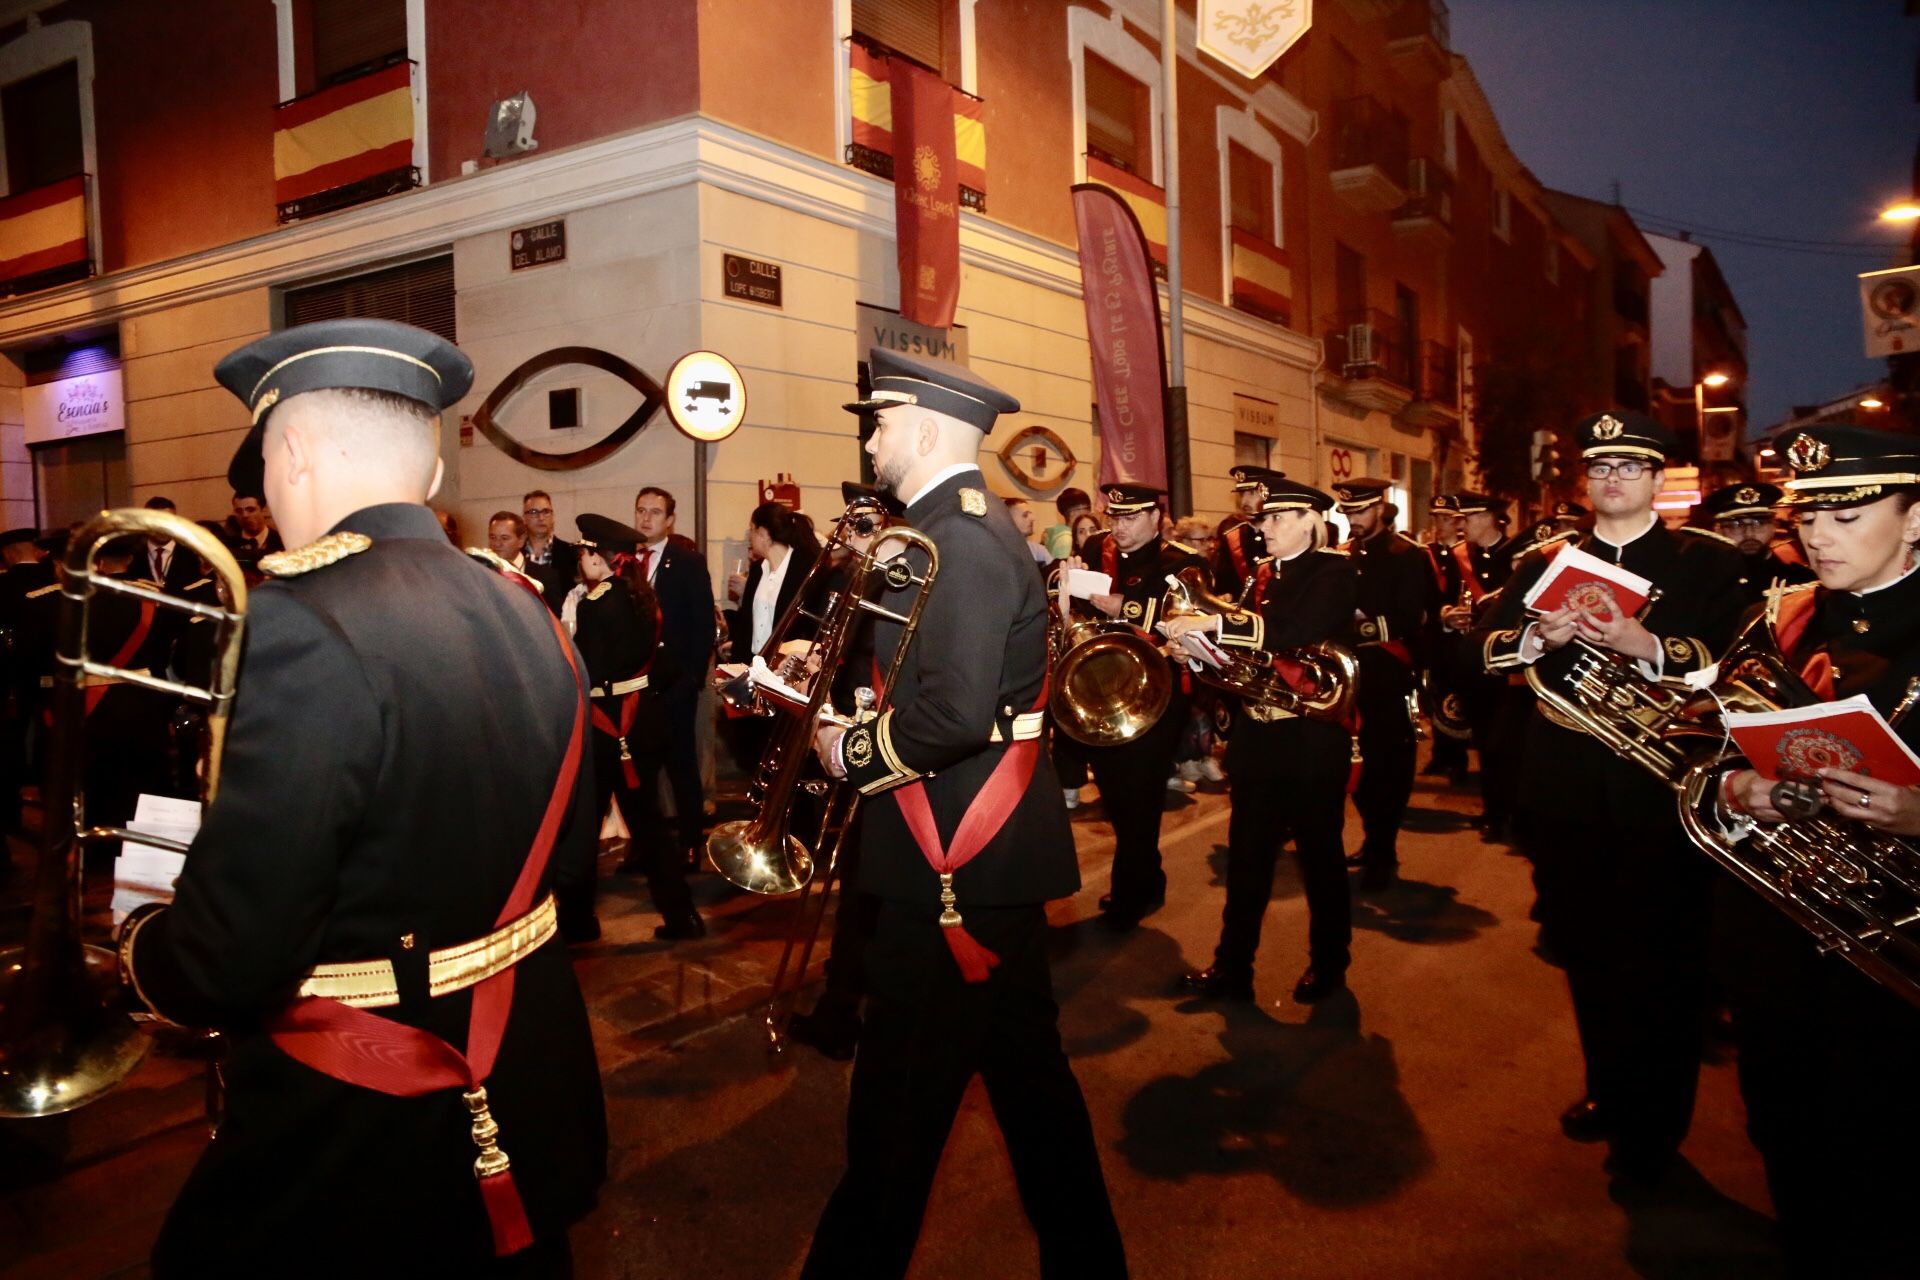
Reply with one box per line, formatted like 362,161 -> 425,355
1861,396 -> 1886,410
1880,202 -> 1920,223
1703,372 -> 1731,388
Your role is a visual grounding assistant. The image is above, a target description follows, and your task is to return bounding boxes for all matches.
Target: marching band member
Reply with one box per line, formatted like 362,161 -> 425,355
1212,465 -> 1283,601
1165,478 -> 1359,1004
1475,409 -> 1746,1182
1336,477 -> 1439,890
117,320 -> 606,1274
1442,493 -> 1524,840
1697,480 -> 1814,605
1707,425 -> 1920,1274
1420,494 -> 1472,783
1067,483 -> 1208,929
568,513 -> 704,943
808,348 -> 1125,1278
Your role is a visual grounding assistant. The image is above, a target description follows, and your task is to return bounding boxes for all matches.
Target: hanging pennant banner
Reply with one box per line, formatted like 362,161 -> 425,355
891,58 -> 961,329
1197,0 -> 1314,80
1073,183 -> 1169,489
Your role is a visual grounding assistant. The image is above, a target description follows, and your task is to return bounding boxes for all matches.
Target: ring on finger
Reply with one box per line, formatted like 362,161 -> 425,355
1860,791 -> 1873,808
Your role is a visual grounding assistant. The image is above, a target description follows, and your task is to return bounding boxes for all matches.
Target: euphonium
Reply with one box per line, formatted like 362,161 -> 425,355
1158,565 -> 1357,724
1673,611 -> 1920,1008
1047,565 -> 1172,747
0,510 -> 248,1117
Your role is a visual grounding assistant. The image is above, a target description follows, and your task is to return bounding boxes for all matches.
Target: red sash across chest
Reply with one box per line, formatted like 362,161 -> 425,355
1774,589 -> 1835,701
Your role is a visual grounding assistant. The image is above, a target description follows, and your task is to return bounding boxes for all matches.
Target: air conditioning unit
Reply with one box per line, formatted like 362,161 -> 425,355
1344,323 -> 1376,376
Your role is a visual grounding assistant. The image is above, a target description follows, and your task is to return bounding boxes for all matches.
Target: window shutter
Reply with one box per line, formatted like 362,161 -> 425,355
852,0 -> 944,70
311,0 -> 409,87
1084,54 -> 1146,174
1228,143 -> 1273,238
285,255 -> 456,344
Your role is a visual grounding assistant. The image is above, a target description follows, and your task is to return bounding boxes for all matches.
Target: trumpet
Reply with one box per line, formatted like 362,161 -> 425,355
0,510 -> 248,1117
1158,565 -> 1357,724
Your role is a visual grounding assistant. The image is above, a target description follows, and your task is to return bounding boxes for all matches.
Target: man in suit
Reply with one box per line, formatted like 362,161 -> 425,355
807,347 -> 1126,1279
140,497 -> 207,595
634,484 -> 717,858
518,489 -> 576,614
226,490 -> 284,579
118,318 -> 606,1275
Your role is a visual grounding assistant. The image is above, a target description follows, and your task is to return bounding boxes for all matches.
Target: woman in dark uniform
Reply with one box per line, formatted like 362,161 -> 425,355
1707,425 -> 1920,1276
567,513 -> 703,942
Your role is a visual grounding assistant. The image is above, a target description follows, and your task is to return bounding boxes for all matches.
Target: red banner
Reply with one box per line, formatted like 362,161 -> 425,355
891,59 -> 961,329
1072,184 -> 1168,489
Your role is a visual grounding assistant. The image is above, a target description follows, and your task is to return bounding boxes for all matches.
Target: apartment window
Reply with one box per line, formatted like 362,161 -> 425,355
3,62 -> 83,193
1491,188 -> 1511,242
1085,52 -> 1152,175
1335,242 -> 1366,317
1228,143 -> 1275,239
305,0 -> 408,92
853,0 -> 945,72
284,254 -> 455,343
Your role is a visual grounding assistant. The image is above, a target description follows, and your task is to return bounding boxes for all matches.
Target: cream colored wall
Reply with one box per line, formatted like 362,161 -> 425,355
0,355 -> 27,531
1185,328 -> 1315,515
122,291 -> 269,519
448,186 -> 702,561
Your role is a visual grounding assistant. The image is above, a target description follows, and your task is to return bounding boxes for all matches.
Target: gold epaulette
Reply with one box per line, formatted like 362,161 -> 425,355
26,582 -> 59,599
1316,546 -> 1351,557
1166,539 -> 1200,556
1394,530 -> 1423,547
1763,579 -> 1817,627
466,546 -> 540,592
260,531 -> 372,577
960,488 -> 987,517
585,582 -> 611,601
1677,526 -> 1738,547
1515,530 -> 1576,564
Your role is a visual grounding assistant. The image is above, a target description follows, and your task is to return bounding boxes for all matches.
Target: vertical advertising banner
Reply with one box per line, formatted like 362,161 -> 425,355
1072,184 -> 1169,489
891,59 -> 961,329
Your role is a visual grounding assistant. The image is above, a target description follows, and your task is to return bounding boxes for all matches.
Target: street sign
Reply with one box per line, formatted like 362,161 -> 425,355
509,219 -> 566,270
723,253 -> 783,308
1860,264 -> 1920,357
665,350 -> 747,443
1197,1 -> 1313,80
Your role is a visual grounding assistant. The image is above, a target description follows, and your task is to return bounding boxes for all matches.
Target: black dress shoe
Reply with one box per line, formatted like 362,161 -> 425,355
1097,892 -> 1113,912
1559,1096 -> 1612,1143
1291,966 -> 1346,1004
1179,965 -> 1254,1000
787,1008 -> 861,1060
653,912 -> 707,941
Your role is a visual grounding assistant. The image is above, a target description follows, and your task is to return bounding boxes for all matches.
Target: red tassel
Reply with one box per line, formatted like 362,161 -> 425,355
479,1169 -> 536,1257
943,926 -> 1000,983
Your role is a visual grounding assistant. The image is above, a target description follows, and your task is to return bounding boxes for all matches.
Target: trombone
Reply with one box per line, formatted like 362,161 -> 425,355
0,510 -> 247,1117
705,499 -> 937,1052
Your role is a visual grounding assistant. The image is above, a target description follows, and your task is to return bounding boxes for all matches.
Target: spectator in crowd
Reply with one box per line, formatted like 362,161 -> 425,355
519,489 -> 575,614
1172,515 -> 1218,565
1043,487 -> 1093,561
1070,511 -> 1103,557
487,511 -> 528,570
1004,497 -> 1052,567
432,508 -> 461,545
225,491 -> 283,580
141,496 -> 202,594
633,485 -> 717,860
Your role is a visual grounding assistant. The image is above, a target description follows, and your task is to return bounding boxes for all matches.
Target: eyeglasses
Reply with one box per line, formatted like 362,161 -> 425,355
522,507 -> 553,517
1585,460 -> 1652,481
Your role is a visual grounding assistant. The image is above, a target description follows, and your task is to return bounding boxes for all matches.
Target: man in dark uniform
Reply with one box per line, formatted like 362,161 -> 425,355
1170,478 -> 1357,1003
1419,495 -> 1471,781
1697,480 -> 1813,606
1067,483 -> 1207,930
117,319 -> 606,1274
1212,465 -> 1282,602
1335,478 -> 1438,890
1443,492 -> 1524,840
808,347 -> 1125,1278
1475,409 -> 1746,1181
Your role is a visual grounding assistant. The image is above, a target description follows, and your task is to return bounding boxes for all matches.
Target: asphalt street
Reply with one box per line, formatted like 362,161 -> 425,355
0,764 -> 1789,1278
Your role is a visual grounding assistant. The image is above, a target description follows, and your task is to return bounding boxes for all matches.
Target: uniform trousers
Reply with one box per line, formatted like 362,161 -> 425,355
1085,690 -> 1184,916
1716,882 -> 1920,1277
660,680 -> 707,853
1216,722 -> 1352,976
815,824 -> 879,1015
580,694 -> 695,929
804,902 -> 1127,1279
1527,815 -> 1711,1160
1352,651 -> 1416,868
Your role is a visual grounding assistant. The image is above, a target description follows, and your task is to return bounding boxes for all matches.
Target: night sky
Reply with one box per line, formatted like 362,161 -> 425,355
1449,0 -> 1916,436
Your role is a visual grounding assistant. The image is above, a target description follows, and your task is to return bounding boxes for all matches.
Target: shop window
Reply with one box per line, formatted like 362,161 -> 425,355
283,253 -> 454,343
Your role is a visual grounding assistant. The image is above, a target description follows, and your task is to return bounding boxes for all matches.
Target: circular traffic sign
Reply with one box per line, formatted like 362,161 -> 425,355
665,350 -> 747,443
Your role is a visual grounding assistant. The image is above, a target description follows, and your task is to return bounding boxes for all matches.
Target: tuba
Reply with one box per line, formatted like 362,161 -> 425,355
1157,565 -> 1357,724
1673,612 -> 1920,1007
0,510 -> 247,1116
1047,565 -> 1172,747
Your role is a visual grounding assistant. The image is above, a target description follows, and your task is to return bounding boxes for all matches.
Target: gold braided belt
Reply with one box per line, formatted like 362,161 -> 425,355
589,674 -> 648,698
296,894 -> 559,1009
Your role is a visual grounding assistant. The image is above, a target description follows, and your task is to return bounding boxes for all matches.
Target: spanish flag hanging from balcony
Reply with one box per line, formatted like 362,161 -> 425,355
0,176 -> 88,288
1083,154 -> 1167,271
1229,227 -> 1293,326
848,42 -> 986,206
274,61 -> 414,216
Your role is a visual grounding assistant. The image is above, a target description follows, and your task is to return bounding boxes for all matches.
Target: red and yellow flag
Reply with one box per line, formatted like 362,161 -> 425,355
274,61 -> 413,208
1084,154 -> 1166,268
849,44 -> 986,199
0,176 -> 87,286
1229,227 -> 1292,325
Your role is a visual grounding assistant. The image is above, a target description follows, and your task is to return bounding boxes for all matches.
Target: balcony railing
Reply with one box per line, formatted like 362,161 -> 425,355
1331,96 -> 1411,183
0,174 -> 92,297
1321,309 -> 1414,389
1394,157 -> 1453,226
1386,0 -> 1451,47
848,39 -> 987,212
1415,339 -> 1457,405
274,58 -> 418,223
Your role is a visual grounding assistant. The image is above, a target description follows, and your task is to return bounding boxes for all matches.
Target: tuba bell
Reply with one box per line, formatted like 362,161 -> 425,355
1158,565 -> 1357,724
1046,565 -> 1172,747
0,510 -> 247,1117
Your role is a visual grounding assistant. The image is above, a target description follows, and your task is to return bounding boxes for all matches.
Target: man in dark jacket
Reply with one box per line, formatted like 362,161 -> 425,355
518,488 -> 576,614
634,484 -> 717,857
119,319 -> 606,1275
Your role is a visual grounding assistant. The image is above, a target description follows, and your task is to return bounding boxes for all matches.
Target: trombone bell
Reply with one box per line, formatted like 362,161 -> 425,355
706,821 -> 814,897
0,943 -> 150,1117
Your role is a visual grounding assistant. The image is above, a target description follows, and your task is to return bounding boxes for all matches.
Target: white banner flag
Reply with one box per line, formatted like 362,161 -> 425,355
1197,1 -> 1314,80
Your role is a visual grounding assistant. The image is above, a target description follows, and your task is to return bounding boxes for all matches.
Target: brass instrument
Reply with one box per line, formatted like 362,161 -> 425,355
1672,614 -> 1920,1007
0,510 -> 247,1116
1047,566 -> 1172,747
1158,565 -> 1358,724
703,501 -> 937,1050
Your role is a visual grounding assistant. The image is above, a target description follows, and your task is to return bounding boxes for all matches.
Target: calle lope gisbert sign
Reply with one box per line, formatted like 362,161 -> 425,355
25,368 -> 125,446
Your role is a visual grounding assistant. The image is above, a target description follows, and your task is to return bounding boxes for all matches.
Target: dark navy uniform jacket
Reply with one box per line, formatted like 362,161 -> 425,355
125,503 -> 607,1273
1215,547 -> 1358,779
1078,529 -> 1208,634
837,468 -> 1080,908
